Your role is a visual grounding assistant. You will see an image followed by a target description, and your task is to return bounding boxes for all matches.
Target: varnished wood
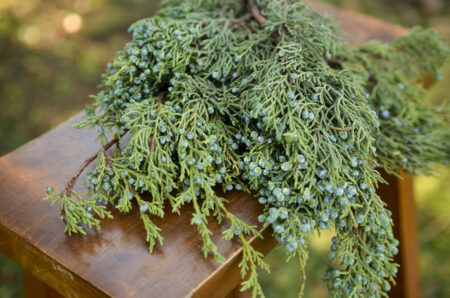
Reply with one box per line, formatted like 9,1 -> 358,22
25,272 -> 62,298
306,1 -> 408,45
0,112 -> 277,298
0,3 -> 416,298
225,285 -> 251,298
377,169 -> 421,298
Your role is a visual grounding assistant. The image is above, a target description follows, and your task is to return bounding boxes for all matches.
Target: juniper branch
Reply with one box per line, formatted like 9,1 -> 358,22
43,1 -> 448,297
65,137 -> 118,196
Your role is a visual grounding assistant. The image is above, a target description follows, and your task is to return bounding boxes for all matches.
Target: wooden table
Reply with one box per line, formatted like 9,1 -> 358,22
0,2 -> 420,298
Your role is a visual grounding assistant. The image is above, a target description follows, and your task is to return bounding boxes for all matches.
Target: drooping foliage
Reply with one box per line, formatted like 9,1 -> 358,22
339,28 -> 450,176
44,0 -> 449,296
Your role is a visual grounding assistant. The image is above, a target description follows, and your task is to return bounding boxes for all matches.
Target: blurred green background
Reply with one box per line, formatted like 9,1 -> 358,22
0,0 -> 448,297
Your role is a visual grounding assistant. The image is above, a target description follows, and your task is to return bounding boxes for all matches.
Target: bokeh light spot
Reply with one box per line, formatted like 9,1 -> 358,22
63,13 -> 83,34
21,26 -> 41,46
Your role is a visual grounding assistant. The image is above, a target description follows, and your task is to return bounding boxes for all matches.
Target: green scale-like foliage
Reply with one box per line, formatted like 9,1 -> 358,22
337,28 -> 450,176
44,0 -> 449,297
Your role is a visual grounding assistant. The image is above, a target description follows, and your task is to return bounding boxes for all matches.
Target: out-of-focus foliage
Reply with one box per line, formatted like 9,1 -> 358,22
0,255 -> 22,298
0,0 -> 159,155
416,166 -> 450,297
320,0 -> 450,35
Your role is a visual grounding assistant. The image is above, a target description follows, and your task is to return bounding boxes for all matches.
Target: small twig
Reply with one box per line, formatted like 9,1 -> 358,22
249,1 -> 267,25
219,4 -> 230,18
249,1 -> 282,42
289,75 -> 294,85
242,24 -> 252,35
150,91 -> 167,152
354,225 -> 360,254
226,150 -> 240,174
230,14 -> 253,32
315,120 -> 356,131
231,13 -> 252,24
237,177 -> 251,193
329,124 -> 356,131
150,137 -> 157,152
65,138 -> 118,196
105,156 -> 115,168
297,251 -> 306,298
61,138 -> 118,221
156,91 -> 167,105
229,23 -> 244,32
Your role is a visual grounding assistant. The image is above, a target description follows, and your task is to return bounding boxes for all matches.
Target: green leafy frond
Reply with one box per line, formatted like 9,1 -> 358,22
44,0 -> 449,297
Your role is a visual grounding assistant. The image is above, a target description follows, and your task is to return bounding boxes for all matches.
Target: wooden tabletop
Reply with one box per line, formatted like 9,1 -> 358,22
0,2 -> 408,298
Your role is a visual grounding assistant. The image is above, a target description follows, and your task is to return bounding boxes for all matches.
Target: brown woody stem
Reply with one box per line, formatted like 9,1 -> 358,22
226,150 -> 240,174
329,124 -> 356,131
230,13 -> 253,32
156,91 -> 166,105
249,2 -> 268,25
249,1 -> 282,42
150,137 -> 157,152
64,138 -> 118,196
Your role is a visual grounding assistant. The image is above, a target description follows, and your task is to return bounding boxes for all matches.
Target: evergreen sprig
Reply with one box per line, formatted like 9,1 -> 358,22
44,0 -> 449,297
338,27 -> 450,176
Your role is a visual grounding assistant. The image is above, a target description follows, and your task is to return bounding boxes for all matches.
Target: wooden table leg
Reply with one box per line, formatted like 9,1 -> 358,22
225,284 -> 251,298
377,169 -> 421,298
24,272 -> 62,298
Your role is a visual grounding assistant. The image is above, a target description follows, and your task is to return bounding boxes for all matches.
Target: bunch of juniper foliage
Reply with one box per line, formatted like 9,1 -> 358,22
337,28 -> 450,176
44,0 -> 449,297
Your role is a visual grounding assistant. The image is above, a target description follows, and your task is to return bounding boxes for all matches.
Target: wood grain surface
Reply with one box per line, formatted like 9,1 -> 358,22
0,2 -> 413,298
307,1 -> 408,45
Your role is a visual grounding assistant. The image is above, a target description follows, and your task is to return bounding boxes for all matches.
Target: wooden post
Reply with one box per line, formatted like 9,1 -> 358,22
226,286 -> 251,298
377,169 -> 421,298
